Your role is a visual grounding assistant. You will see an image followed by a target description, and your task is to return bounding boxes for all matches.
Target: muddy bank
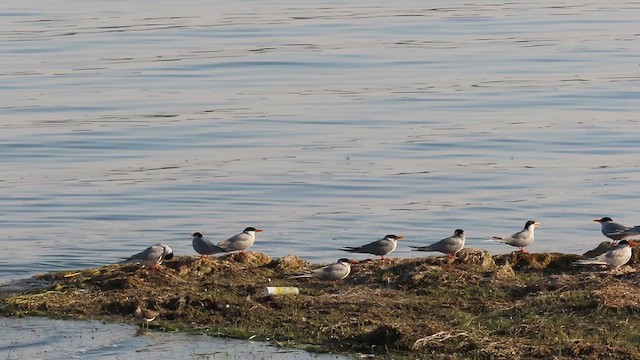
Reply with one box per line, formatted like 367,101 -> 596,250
2,248 -> 640,359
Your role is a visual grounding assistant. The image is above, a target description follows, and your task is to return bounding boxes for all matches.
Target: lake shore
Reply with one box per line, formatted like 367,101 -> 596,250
2,247 -> 639,359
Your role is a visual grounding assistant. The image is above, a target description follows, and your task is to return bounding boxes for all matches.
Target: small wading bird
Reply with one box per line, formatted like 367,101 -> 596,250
340,234 -> 404,261
216,227 -> 263,253
488,220 -> 540,254
192,232 -> 225,257
573,240 -> 637,270
410,229 -> 465,259
135,306 -> 159,329
291,258 -> 356,282
120,244 -> 173,269
593,217 -> 640,243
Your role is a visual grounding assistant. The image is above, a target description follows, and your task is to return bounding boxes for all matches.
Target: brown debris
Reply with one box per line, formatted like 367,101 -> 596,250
457,248 -> 495,268
2,251 -> 640,359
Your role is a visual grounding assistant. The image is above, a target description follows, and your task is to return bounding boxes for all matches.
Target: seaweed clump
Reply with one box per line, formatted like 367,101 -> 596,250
1,248 -> 640,359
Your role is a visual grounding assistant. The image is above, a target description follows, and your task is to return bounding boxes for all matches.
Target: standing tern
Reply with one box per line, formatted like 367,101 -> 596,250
574,240 -> 637,270
593,217 -> 640,242
120,244 -> 173,269
489,220 -> 540,253
216,227 -> 262,253
291,258 -> 355,282
340,234 -> 404,261
410,229 -> 465,259
192,232 -> 225,257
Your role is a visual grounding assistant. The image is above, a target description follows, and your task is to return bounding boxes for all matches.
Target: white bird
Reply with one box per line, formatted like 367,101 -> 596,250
120,244 -> 173,269
410,229 -> 465,259
192,232 -> 225,257
489,220 -> 540,253
574,240 -> 637,270
291,258 -> 355,282
216,227 -> 262,253
340,234 -> 404,261
593,217 -> 640,242
135,306 -> 159,328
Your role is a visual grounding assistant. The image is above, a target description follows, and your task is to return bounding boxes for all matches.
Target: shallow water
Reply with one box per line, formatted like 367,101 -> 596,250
0,317 -> 349,359
1,0 -> 639,356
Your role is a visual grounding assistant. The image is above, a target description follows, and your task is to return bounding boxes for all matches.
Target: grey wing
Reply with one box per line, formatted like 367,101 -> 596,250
607,222 -> 630,235
410,244 -> 436,251
340,242 -> 372,253
511,230 -> 524,241
318,263 -> 349,280
439,236 -> 463,253
604,248 -> 628,263
122,245 -> 162,263
193,237 -> 224,255
217,233 -> 247,250
216,235 -> 235,250
411,238 -> 444,252
416,237 -> 461,253
509,230 -> 532,246
358,239 -> 392,255
618,225 -> 640,237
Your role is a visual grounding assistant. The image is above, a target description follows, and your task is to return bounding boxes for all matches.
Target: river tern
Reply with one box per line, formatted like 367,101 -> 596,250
291,258 -> 355,282
216,227 -> 262,253
410,229 -> 465,259
574,240 -> 637,270
120,244 -> 173,269
340,234 -> 403,261
489,220 -> 540,253
192,232 -> 225,257
593,217 -> 640,242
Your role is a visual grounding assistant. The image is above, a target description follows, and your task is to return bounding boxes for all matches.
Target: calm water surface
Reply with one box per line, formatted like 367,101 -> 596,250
1,0 -> 639,356
0,317 -> 349,359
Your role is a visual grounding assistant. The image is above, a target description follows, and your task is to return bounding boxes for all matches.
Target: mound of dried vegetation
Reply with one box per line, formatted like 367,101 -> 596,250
2,247 -> 640,359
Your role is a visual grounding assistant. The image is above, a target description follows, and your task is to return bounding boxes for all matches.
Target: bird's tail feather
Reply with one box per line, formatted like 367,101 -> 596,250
485,237 -> 506,243
410,246 -> 433,252
290,273 -> 313,279
573,259 -> 607,266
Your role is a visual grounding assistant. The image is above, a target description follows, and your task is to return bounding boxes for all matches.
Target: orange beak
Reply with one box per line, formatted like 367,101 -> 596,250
349,259 -> 359,264
255,229 -> 264,233
593,219 -> 601,223
628,241 -> 638,247
396,236 -> 405,240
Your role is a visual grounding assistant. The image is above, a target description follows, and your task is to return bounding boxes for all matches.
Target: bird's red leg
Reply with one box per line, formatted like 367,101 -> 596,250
448,254 -> 455,260
518,248 -> 528,254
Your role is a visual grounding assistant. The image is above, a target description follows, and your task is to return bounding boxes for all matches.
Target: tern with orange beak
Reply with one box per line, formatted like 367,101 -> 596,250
574,240 -> 637,270
411,229 -> 465,259
593,217 -> 640,243
489,220 -> 540,254
120,244 -> 173,269
340,234 -> 403,261
192,232 -> 225,257
216,227 -> 262,253
291,258 -> 356,282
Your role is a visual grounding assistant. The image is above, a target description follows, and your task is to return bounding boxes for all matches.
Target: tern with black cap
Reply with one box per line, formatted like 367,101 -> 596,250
340,234 -> 404,261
